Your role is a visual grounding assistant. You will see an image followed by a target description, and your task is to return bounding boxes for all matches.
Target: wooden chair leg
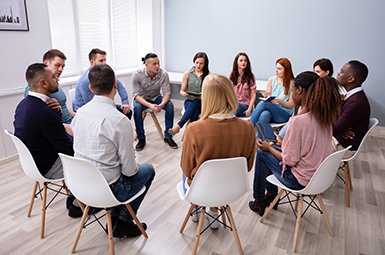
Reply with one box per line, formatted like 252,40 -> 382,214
260,189 -> 284,222
28,181 -> 38,217
345,162 -> 353,190
344,164 -> 350,207
192,207 -> 206,255
106,210 -> 115,255
180,204 -> 195,233
125,203 -> 148,238
317,194 -> 333,237
150,112 -> 164,140
62,180 -> 69,195
76,199 -> 85,212
226,205 -> 244,255
71,206 -> 90,254
220,206 -> 226,225
40,183 -> 48,239
292,195 -> 303,252
294,193 -> 300,211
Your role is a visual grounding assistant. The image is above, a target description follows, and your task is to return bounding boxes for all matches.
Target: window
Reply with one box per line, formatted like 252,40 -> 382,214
47,0 -> 138,78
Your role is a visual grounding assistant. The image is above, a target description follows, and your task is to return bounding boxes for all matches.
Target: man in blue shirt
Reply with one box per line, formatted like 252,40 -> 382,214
24,49 -> 75,125
73,48 -> 132,119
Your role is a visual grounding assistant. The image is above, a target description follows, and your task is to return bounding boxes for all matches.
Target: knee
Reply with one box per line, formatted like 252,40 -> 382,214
259,111 -> 271,123
141,163 -> 156,178
165,101 -> 174,112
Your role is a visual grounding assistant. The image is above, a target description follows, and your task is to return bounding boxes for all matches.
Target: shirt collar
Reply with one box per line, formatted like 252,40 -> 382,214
92,95 -> 116,107
28,91 -> 49,102
345,87 -> 363,99
208,113 -> 235,120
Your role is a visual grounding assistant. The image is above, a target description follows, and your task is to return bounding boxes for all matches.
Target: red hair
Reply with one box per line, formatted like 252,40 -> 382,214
276,58 -> 295,95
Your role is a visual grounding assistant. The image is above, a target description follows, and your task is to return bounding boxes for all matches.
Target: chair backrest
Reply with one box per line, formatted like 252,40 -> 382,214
59,153 -> 120,208
68,88 -> 76,110
4,130 -> 48,182
185,157 -> 249,207
343,117 -> 379,162
301,146 -> 351,195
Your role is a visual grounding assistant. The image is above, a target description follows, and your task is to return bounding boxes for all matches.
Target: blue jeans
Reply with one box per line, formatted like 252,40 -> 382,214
110,163 -> 155,222
253,145 -> 305,200
235,102 -> 249,117
133,96 -> 174,140
249,101 -> 291,126
178,99 -> 201,128
116,104 -> 133,120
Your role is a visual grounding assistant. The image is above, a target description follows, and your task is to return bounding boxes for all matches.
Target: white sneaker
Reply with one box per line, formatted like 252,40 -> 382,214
205,208 -> 219,229
190,207 -> 201,222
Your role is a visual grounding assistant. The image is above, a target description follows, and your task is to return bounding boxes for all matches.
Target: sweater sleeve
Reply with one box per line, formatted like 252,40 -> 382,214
180,124 -> 197,181
333,99 -> 361,136
41,109 -> 74,156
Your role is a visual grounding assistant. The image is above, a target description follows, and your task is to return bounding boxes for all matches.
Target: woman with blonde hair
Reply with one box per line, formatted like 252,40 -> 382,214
181,73 -> 256,228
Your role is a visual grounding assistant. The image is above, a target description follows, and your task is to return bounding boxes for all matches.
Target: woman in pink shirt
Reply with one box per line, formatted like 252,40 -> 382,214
228,52 -> 257,117
249,71 -> 342,216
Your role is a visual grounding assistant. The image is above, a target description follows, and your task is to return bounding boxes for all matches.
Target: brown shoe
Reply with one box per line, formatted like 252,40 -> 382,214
249,200 -> 267,217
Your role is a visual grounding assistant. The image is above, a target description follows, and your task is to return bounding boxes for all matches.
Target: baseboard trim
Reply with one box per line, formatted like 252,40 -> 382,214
0,154 -> 19,165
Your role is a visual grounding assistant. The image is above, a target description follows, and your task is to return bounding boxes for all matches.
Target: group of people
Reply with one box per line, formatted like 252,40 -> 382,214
13,47 -> 371,239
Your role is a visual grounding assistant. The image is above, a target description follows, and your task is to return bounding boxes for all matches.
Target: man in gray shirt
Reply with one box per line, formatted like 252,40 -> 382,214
72,64 -> 155,238
132,53 -> 177,151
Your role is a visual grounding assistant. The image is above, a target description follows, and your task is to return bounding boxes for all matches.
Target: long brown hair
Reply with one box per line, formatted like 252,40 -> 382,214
276,58 -> 294,95
229,52 -> 255,89
305,76 -> 341,129
193,52 -> 210,85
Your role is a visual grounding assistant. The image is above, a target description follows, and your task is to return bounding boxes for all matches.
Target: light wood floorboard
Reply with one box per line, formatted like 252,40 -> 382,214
1,110 -> 384,255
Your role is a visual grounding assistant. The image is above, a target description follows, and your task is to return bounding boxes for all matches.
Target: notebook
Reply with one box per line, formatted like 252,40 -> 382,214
256,122 -> 276,142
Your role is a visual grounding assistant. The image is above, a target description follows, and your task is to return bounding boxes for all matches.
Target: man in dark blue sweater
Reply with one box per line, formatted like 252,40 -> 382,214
14,63 -> 79,216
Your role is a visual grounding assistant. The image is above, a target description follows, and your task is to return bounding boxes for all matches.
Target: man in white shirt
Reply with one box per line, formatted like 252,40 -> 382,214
72,64 -> 155,238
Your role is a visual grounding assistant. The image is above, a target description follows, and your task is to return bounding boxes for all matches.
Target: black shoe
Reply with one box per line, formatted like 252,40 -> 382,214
249,200 -> 267,217
164,138 -> 178,149
265,192 -> 279,210
66,195 -> 75,210
68,204 -> 83,218
113,220 -> 147,238
136,139 -> 146,151
105,216 -> 118,235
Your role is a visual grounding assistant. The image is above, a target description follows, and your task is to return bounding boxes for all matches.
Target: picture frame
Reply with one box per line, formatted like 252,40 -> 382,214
0,0 -> 29,31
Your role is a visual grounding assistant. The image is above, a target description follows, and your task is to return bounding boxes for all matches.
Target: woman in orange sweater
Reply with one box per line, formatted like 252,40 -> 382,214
181,73 -> 256,228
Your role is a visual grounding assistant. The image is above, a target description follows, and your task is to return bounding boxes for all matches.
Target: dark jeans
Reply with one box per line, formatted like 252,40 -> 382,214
253,145 -> 305,200
235,102 -> 249,117
133,96 -> 174,139
178,99 -> 201,128
109,163 -> 155,222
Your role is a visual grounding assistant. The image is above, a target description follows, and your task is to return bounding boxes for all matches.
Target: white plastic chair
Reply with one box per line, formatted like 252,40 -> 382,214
260,146 -> 351,252
177,157 -> 249,255
134,108 -> 164,140
4,129 -> 69,239
339,117 -> 378,207
59,153 -> 148,255
68,88 -> 76,111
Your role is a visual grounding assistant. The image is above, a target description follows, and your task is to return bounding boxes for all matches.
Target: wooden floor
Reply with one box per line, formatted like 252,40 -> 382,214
1,110 -> 384,255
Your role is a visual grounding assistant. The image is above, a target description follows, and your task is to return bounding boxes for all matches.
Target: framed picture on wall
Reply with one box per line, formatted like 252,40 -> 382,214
0,0 -> 29,31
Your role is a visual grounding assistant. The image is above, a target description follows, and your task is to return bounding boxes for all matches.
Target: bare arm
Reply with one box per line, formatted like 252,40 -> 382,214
180,71 -> 189,98
271,80 -> 295,109
134,95 -> 157,112
257,139 -> 282,161
68,109 -> 76,118
262,77 -> 273,97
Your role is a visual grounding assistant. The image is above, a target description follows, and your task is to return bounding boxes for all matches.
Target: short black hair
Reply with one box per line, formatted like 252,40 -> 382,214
89,48 -> 106,61
348,60 -> 369,84
88,64 -> 115,95
142,53 -> 158,64
25,63 -> 48,87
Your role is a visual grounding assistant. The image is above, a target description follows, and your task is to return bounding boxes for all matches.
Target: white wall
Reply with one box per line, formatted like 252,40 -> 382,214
164,0 -> 385,127
0,0 -> 52,160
